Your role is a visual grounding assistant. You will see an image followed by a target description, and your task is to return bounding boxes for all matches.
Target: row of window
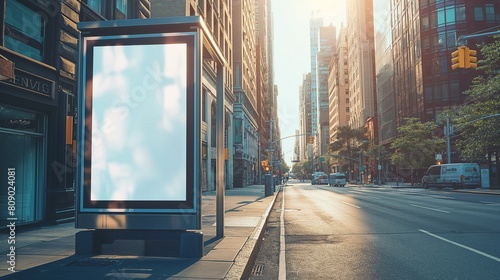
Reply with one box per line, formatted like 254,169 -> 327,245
424,80 -> 461,102
421,4 -> 496,31
3,0 -> 132,64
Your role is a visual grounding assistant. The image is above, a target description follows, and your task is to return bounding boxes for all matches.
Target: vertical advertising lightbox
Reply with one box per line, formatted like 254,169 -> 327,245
76,23 -> 201,230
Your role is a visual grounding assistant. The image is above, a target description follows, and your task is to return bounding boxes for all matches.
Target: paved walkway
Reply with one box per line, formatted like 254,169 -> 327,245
0,185 -> 279,279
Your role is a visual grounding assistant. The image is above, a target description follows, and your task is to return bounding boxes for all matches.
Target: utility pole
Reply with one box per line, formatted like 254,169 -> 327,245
446,114 -> 452,164
377,144 -> 381,186
269,120 -> 274,193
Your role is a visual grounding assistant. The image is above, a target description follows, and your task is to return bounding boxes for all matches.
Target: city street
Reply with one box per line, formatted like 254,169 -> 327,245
250,179 -> 500,279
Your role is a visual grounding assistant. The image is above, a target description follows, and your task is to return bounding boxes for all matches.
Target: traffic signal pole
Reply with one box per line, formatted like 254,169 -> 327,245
456,30 -> 500,45
451,30 -> 500,70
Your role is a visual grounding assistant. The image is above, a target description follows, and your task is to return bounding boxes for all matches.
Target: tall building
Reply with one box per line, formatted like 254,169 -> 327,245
375,1 -> 500,186
309,17 -> 323,138
346,0 -> 377,132
328,24 -> 350,147
317,24 -> 336,159
151,0 -> 236,191
373,0 -> 395,145
255,0 -> 273,183
300,73 -> 312,161
232,0 -> 259,187
0,0 -> 151,228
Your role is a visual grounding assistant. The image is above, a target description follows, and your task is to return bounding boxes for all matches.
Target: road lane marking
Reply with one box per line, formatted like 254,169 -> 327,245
419,229 -> 500,262
349,190 -> 366,195
342,201 -> 361,208
480,201 -> 500,205
279,187 -> 286,280
428,195 -> 455,199
411,204 -> 450,213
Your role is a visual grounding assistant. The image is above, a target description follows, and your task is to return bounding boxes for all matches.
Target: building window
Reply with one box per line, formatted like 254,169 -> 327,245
445,6 -> 455,24
447,31 -> 456,48
430,11 -> 437,28
437,8 -> 445,26
0,105 -> 46,226
4,1 -> 47,62
115,0 -> 128,19
438,32 -> 446,50
456,5 -> 466,21
486,4 -> 495,21
85,0 -> 103,15
450,80 -> 460,100
422,15 -> 429,31
84,0 -> 130,19
474,7 -> 485,21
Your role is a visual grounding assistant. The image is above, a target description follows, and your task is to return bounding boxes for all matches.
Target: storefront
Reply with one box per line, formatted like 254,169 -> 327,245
0,105 -> 46,226
0,50 -> 74,228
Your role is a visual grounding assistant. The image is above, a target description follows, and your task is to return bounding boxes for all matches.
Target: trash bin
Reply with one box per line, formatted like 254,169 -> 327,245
265,174 -> 273,196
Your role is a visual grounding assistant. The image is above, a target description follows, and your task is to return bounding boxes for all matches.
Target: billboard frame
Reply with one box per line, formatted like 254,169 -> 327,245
75,17 -> 226,231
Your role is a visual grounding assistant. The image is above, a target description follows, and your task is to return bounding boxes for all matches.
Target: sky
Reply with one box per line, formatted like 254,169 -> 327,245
271,0 -> 347,167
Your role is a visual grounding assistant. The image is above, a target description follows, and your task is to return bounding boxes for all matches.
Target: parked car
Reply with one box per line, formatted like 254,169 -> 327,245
422,163 -> 481,189
329,172 -> 346,187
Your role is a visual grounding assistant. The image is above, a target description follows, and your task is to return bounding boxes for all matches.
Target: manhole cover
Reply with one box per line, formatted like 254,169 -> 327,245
251,264 -> 264,276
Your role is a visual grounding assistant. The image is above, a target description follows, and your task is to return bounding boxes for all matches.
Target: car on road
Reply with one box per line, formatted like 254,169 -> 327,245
422,163 -> 481,189
311,171 -> 326,185
318,175 -> 329,185
329,172 -> 346,187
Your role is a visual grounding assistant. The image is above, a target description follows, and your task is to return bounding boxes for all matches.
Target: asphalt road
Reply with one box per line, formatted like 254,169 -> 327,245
249,179 -> 500,279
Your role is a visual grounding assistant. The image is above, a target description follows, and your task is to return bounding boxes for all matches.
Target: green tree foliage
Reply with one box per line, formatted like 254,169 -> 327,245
328,126 -> 367,157
390,118 -> 445,173
291,159 -> 313,179
447,36 -> 500,161
328,126 -> 368,179
279,158 -> 290,175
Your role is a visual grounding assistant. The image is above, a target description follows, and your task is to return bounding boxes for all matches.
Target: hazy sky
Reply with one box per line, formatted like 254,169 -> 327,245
272,0 -> 347,167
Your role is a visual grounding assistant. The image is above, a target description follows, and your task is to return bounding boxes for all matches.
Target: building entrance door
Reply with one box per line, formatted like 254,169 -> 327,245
0,104 -> 45,227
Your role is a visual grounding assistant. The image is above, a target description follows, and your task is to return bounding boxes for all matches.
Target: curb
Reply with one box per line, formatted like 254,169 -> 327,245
452,189 -> 500,195
225,186 -> 281,280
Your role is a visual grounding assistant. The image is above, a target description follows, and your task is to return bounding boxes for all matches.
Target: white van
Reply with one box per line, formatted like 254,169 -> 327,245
329,172 -> 346,187
422,163 -> 481,189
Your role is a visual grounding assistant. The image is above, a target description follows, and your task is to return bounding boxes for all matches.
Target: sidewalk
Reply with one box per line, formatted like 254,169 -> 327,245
0,185 -> 279,279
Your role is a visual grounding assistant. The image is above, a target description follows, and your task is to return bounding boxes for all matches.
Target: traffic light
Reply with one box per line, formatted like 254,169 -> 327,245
308,136 -> 314,144
451,46 -> 465,70
465,47 -> 477,69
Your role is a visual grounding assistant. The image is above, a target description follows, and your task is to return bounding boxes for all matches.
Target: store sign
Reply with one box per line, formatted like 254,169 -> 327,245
0,69 -> 54,97
76,20 -> 201,230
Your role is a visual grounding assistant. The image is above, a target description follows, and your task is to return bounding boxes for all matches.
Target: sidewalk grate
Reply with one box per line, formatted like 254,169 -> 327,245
251,264 -> 264,276
65,258 -> 121,267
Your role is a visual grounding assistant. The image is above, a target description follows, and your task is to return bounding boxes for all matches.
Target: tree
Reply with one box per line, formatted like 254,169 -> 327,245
447,36 -> 500,161
328,126 -> 368,180
291,159 -> 313,180
329,126 -> 367,154
390,118 -> 445,180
